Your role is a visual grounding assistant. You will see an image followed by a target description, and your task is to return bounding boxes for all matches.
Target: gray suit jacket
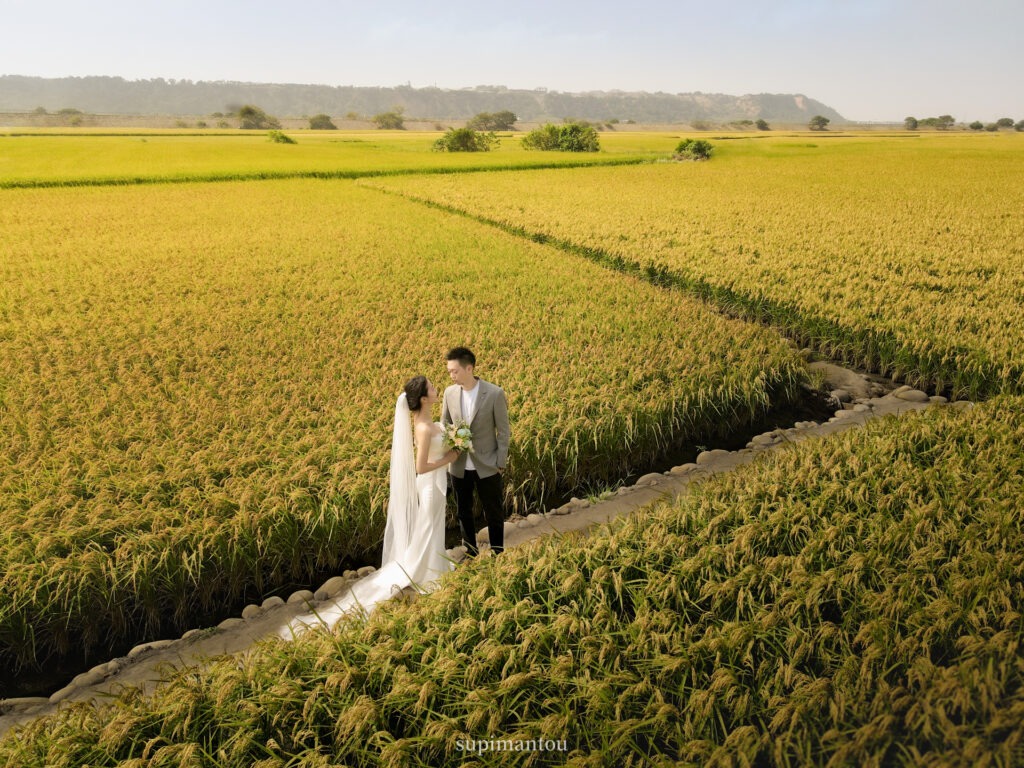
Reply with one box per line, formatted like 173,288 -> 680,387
442,378 -> 510,479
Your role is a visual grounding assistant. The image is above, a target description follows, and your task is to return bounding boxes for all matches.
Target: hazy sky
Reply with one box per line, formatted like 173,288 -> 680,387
2,0 -> 1020,122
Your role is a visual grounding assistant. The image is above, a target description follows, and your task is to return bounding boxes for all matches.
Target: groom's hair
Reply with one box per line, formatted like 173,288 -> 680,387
403,375 -> 429,412
446,346 -> 476,368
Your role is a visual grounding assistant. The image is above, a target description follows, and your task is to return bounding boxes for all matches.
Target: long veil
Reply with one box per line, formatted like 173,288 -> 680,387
381,393 -> 417,569
281,393 -> 418,636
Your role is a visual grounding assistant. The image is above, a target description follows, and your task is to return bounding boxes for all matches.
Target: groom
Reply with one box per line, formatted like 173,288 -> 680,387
442,347 -> 510,557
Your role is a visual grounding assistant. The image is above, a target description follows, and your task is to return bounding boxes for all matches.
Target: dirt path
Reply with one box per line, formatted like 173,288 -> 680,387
0,367 -> 956,737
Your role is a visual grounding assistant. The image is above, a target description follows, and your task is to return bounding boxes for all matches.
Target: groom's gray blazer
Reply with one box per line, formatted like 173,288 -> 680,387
442,378 -> 510,479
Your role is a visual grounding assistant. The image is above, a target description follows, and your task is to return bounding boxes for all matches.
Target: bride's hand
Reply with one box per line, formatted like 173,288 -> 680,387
445,449 -> 460,465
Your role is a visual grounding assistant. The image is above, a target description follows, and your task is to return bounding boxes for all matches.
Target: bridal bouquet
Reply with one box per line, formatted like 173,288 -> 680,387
443,419 -> 473,453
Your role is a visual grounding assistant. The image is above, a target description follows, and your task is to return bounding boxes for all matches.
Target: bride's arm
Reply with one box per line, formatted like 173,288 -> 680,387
415,423 -> 458,475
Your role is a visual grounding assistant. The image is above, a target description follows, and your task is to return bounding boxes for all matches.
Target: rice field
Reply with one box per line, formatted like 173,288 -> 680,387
2,394 -> 1020,766
369,132 -> 1024,399
0,130 -> 668,188
0,176 -> 808,679
2,129 -> 1021,762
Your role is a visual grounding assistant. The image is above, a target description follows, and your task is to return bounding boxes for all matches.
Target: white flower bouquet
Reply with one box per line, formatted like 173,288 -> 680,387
443,419 -> 473,453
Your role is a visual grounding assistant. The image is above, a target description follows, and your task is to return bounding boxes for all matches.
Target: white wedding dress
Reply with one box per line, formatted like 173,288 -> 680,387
282,402 -> 453,637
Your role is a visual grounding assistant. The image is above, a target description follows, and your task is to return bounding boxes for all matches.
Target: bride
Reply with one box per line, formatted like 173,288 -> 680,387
283,376 -> 458,635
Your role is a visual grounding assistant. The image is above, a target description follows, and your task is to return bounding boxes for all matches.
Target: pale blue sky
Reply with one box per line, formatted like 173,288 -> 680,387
1,0 -> 1020,122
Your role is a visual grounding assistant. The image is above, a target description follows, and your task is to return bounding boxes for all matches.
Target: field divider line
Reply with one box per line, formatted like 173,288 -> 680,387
367,184 -> 1014,402
0,156 -> 652,190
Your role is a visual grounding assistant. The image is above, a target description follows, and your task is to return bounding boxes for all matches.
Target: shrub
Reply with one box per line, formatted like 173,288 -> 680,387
969,121 -> 984,131
521,123 -> 561,151
309,113 -> 337,130
372,110 -> 405,130
756,118 -> 770,130
522,122 -> 600,152
267,130 -> 296,144
196,120 -> 207,128
673,138 -> 714,160
432,127 -> 498,152
558,123 -> 600,151
904,116 -> 918,130
1016,120 -> 1024,132
238,105 -> 281,130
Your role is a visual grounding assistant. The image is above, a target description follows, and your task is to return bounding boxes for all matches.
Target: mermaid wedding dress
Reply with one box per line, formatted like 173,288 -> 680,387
282,396 -> 453,636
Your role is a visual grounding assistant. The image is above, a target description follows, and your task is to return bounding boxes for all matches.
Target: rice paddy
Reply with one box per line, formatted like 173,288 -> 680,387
1,128 -> 1021,763
370,132 -> 1024,399
2,394 -> 1020,765
0,174 -> 806,678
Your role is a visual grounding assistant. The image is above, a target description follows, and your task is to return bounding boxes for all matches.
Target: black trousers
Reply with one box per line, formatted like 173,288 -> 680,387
451,470 -> 505,555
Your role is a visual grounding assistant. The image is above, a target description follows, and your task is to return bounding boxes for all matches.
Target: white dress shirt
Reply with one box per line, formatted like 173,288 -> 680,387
461,380 -> 480,471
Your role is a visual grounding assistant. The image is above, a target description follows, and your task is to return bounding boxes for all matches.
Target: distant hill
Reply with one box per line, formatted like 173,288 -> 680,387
0,75 -> 846,124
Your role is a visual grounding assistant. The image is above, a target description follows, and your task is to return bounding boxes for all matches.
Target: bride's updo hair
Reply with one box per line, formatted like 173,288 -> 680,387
403,375 -> 429,412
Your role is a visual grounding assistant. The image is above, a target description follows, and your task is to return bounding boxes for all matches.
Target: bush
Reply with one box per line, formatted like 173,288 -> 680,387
522,122 -> 600,152
904,116 -> 918,130
432,127 -> 498,152
673,138 -> 714,160
309,114 -> 337,130
372,110 -> 405,130
196,120 -> 207,128
756,118 -> 770,130
238,105 -> 280,130
267,130 -> 296,144
1016,120 -> 1024,132
558,123 -> 600,151
969,121 -> 984,131
521,123 -> 561,151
